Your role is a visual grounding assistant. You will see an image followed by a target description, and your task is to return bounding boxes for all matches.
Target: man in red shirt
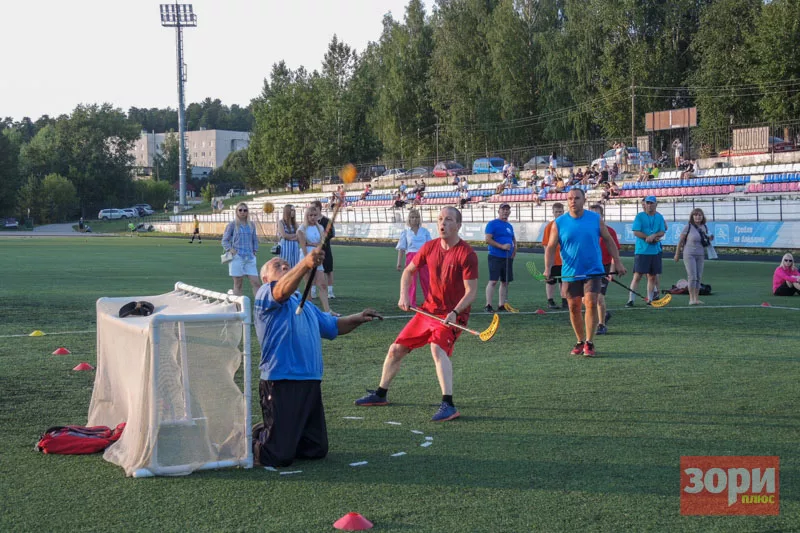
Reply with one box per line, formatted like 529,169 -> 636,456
589,204 -> 620,335
355,207 -> 479,421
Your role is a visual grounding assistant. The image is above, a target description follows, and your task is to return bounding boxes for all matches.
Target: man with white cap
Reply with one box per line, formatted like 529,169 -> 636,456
626,195 -> 667,306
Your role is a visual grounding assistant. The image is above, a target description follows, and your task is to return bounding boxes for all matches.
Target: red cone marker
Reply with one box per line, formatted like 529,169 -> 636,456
52,347 -> 71,355
333,512 -> 373,531
73,362 -> 94,371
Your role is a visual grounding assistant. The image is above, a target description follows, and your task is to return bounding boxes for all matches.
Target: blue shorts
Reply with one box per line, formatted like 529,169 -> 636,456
634,253 -> 663,275
488,255 -> 513,282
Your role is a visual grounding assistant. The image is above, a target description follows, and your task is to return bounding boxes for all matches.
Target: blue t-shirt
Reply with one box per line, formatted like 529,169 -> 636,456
254,282 -> 338,381
485,219 -> 515,257
555,210 -> 604,280
632,211 -> 667,255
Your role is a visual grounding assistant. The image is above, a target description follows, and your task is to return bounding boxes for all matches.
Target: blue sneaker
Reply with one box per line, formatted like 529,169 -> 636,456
596,323 -> 608,335
431,402 -> 460,422
354,389 -> 388,406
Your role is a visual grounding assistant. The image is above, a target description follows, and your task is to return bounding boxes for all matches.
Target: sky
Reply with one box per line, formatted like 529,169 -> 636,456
1,0 -> 418,122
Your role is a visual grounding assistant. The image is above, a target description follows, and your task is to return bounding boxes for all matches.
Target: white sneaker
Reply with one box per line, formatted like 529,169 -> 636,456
328,289 -> 335,299
311,287 -> 317,299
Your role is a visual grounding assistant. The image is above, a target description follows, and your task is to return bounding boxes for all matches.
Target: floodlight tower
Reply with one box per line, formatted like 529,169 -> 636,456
160,3 -> 197,208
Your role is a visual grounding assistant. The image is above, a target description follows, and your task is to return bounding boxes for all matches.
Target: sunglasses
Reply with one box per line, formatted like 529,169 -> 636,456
238,209 -> 248,212
784,259 -> 794,263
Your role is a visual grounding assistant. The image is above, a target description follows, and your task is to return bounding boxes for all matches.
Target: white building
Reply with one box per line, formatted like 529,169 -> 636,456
131,129 -> 250,178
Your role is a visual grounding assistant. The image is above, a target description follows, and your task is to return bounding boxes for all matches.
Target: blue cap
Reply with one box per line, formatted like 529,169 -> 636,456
644,195 -> 657,203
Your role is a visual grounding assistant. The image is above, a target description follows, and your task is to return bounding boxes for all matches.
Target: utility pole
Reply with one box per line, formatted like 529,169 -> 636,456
631,85 -> 636,149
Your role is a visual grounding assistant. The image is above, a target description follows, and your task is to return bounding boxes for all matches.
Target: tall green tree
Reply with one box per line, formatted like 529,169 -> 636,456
249,62 -> 321,189
153,132 -> 193,186
689,0 -> 762,140
0,128 -> 21,214
41,173 -> 79,223
749,0 -> 800,123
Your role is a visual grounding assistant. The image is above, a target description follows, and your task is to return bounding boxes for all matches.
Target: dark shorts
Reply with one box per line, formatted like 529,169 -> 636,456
253,380 -> 328,468
322,245 -> 333,273
546,264 -> 562,285
193,228 -> 200,234
600,264 -> 611,295
562,278 -> 603,299
774,284 -> 800,296
488,255 -> 514,282
634,253 -> 663,275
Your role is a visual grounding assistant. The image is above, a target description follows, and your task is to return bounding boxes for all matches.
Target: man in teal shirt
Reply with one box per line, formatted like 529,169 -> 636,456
627,196 -> 667,306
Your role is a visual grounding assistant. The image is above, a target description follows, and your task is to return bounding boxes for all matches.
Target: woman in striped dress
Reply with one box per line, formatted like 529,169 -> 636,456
276,204 -> 300,268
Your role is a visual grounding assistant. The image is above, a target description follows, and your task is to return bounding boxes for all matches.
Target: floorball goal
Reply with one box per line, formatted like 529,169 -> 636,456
87,282 -> 253,477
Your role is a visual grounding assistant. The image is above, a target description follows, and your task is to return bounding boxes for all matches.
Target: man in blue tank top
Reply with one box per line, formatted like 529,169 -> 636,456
544,188 -> 627,357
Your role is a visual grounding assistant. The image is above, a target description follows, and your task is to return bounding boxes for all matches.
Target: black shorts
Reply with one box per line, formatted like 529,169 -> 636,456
253,380 -> 328,468
546,265 -> 562,285
193,228 -> 200,234
322,245 -> 333,273
488,255 -> 514,282
774,284 -> 800,296
600,264 -> 611,295
634,253 -> 663,275
562,278 -> 602,299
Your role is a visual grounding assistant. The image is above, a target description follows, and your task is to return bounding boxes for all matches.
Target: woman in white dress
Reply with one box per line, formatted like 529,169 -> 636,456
395,209 -> 432,306
297,204 -> 336,315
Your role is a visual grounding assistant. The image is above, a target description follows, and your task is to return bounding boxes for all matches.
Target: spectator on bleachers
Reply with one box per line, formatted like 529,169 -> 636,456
528,170 -> 539,190
393,191 -> 406,209
418,179 -> 427,194
495,179 -> 506,195
773,253 -> 800,296
410,180 -> 420,194
459,176 -> 468,191
554,176 -> 566,193
412,191 -> 424,206
575,168 -> 584,182
459,187 -> 470,208
549,152 -> 557,170
609,181 -> 620,197
544,169 -> 554,188
360,184 -> 373,201
399,180 -> 407,194
329,191 -> 338,209
680,160 -> 696,180
535,186 -> 547,206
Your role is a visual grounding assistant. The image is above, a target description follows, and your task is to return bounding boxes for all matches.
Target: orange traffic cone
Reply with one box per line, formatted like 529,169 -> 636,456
333,512 -> 373,531
52,347 -> 71,355
73,362 -> 94,371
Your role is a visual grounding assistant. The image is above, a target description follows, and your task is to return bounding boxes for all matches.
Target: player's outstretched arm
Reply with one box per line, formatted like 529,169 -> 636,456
337,309 -> 384,335
272,250 -> 324,302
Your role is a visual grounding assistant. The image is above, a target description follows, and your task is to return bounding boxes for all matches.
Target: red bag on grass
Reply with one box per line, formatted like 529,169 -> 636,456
36,423 -> 125,454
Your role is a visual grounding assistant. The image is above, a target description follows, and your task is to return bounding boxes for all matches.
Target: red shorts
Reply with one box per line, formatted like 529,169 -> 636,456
394,313 -> 464,357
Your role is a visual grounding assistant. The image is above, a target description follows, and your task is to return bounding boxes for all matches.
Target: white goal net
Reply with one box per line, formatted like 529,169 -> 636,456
87,283 -> 253,477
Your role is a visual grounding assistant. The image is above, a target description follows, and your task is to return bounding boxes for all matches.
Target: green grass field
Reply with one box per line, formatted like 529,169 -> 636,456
1,236 -> 798,532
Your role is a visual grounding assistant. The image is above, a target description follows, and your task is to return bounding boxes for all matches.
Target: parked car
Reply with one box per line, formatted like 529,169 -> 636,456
358,165 -> 387,182
226,188 -> 246,198
718,137 -> 797,157
98,209 -> 126,220
372,168 -> 406,183
591,147 -> 653,169
132,204 -> 154,216
3,217 -> 19,229
404,167 -> 434,179
121,208 -> 138,218
433,161 -> 469,178
523,155 -> 574,170
472,157 -> 506,174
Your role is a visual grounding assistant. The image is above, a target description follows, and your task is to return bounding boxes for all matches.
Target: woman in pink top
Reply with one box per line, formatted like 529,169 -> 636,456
773,253 -> 800,296
396,209 -> 432,305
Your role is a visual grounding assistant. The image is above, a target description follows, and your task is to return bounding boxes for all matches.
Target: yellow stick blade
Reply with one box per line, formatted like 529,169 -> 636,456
479,313 -> 500,341
650,293 -> 672,308
502,302 -> 519,313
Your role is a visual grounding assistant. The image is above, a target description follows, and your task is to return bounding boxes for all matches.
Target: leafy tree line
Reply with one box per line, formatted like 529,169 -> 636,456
247,0 -> 800,189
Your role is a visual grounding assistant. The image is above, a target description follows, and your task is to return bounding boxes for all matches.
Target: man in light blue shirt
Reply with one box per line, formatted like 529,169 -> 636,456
252,250 -> 382,467
627,195 -> 667,306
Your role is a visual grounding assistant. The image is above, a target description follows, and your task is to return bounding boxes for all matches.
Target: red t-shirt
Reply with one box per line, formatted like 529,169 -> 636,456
413,238 -> 479,320
600,226 -> 620,266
